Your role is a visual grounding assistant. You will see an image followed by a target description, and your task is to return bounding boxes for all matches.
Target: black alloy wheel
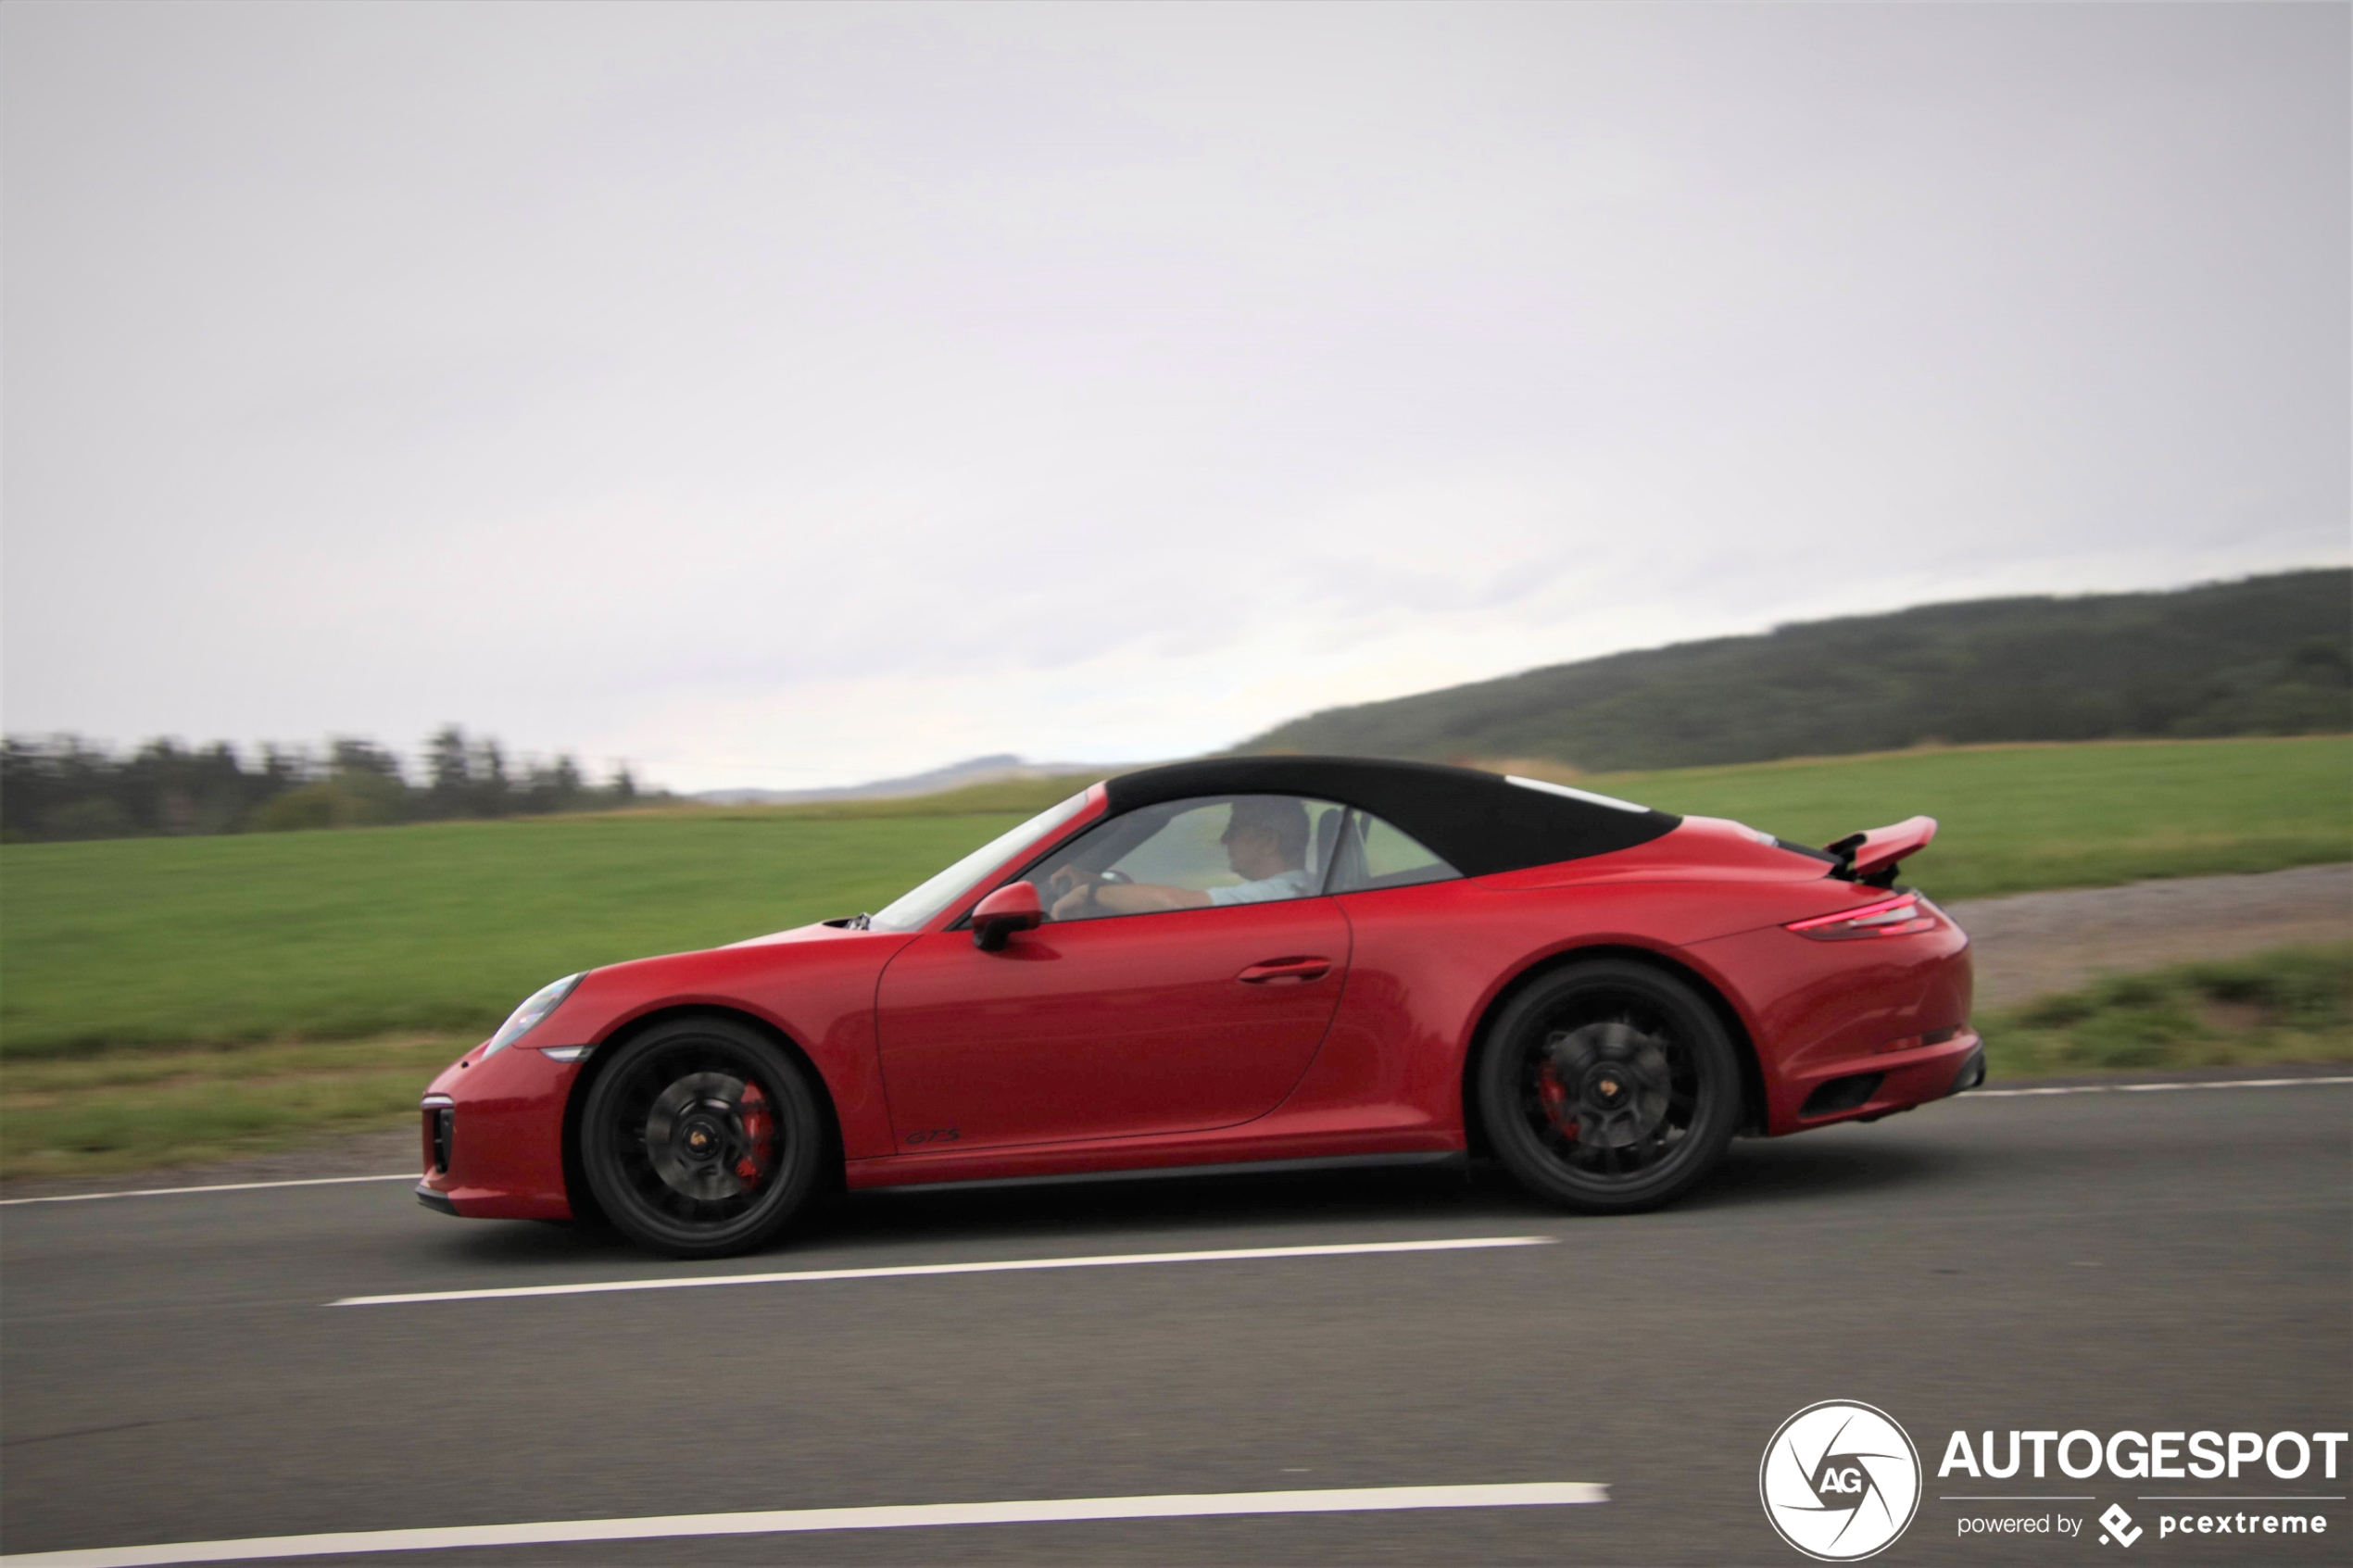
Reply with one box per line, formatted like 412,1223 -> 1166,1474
580,1016 -> 827,1258
1477,960 -> 1741,1214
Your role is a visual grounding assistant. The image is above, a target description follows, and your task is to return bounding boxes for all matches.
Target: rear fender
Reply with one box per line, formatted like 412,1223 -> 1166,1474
1459,944 -> 1768,1157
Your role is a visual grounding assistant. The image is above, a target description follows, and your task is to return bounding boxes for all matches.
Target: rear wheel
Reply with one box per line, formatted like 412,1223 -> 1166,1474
581,1016 -> 826,1258
1477,960 -> 1740,1214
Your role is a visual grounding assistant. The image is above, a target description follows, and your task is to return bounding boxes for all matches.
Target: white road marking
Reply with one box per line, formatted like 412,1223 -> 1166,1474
1967,1075 -> 2351,1098
0,1481 -> 1610,1566
332,1235 -> 1558,1307
0,1174 -> 416,1207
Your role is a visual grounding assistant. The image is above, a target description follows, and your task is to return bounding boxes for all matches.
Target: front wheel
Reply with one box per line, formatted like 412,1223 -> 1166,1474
580,1016 -> 827,1258
1477,960 -> 1741,1214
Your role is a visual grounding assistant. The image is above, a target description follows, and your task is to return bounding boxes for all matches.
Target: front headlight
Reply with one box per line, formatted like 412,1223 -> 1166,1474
481,972 -> 585,1058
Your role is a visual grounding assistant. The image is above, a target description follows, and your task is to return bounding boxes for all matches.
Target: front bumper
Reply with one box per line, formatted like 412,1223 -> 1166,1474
412,1041 -> 582,1221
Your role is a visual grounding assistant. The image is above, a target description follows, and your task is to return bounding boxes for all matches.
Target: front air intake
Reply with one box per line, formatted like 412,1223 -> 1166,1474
422,1103 -> 454,1173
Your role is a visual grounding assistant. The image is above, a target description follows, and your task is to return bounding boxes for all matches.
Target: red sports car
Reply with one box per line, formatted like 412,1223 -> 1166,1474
418,757 -> 1981,1257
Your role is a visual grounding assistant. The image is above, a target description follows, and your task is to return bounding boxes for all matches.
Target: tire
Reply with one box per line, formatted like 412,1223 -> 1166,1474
1477,959 -> 1741,1214
580,1015 -> 828,1258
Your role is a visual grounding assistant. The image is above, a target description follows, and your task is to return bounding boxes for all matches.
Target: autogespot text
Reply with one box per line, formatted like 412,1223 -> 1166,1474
1937,1428 -> 2347,1481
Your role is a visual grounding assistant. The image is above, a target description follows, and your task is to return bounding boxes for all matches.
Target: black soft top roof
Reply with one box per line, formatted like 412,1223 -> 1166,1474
1102,756 -> 1680,878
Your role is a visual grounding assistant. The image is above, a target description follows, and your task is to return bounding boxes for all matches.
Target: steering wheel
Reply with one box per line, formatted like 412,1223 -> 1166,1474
1046,865 -> 1130,920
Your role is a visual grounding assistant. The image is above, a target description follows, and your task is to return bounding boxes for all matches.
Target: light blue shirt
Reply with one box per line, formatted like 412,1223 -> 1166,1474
1206,866 -> 1318,906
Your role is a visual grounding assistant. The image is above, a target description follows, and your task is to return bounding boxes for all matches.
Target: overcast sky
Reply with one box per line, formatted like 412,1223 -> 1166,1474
5,3 -> 2346,791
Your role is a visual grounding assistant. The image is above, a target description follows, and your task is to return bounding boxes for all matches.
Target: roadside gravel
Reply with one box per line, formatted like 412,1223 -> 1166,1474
1946,861 -> 2349,1009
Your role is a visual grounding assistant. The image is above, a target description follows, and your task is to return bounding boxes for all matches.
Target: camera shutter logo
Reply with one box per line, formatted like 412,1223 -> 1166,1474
1759,1400 -> 1922,1561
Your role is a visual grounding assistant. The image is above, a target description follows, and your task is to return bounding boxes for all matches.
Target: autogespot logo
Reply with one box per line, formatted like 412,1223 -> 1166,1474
1760,1400 -> 1923,1562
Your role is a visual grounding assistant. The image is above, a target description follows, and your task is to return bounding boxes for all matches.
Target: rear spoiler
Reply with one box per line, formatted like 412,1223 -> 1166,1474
1823,816 -> 1937,888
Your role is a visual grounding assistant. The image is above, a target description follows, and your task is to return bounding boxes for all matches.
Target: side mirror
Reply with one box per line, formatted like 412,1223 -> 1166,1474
970,881 -> 1044,951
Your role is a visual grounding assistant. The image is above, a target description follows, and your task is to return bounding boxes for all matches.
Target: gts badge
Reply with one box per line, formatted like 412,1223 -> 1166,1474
904,1128 -> 961,1146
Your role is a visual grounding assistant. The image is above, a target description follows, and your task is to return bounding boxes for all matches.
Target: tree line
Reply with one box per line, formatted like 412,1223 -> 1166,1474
0,727 -> 665,842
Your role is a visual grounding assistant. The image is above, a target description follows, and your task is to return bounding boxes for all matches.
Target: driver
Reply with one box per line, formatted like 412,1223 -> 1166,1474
1050,796 -> 1315,920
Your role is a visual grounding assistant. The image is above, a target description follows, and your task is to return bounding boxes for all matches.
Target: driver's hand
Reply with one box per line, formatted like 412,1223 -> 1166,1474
1047,867 -> 1089,910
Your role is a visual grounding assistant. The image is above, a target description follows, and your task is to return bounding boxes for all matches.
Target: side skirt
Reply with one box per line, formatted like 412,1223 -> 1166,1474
862,1150 -> 1467,1199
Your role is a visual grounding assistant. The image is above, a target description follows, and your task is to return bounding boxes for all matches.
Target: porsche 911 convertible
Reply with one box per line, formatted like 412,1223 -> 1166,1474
417,756 -> 1980,1256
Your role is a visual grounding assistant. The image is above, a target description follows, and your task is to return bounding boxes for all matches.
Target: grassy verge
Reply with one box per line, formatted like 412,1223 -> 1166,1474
0,1034 -> 468,1180
1978,945 -> 2352,1077
11,946 -> 2344,1180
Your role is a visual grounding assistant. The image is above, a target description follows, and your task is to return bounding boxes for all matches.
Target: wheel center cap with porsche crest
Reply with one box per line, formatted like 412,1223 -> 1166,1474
1759,1400 -> 1921,1561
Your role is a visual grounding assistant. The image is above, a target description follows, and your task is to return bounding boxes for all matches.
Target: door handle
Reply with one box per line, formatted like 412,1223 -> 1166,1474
1237,957 -> 1332,985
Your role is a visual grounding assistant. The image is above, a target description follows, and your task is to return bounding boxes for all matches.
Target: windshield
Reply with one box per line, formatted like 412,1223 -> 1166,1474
867,789 -> 1096,933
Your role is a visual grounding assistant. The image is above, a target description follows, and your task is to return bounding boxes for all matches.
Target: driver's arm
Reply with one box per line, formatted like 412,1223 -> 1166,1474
1091,882 -> 1211,913
1049,872 -> 1210,919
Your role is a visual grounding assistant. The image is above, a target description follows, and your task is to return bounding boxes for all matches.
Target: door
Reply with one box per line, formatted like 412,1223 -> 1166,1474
875,795 -> 1352,1149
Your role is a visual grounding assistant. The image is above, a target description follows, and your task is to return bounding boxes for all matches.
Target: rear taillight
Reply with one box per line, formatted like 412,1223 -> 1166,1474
1786,892 -> 1942,941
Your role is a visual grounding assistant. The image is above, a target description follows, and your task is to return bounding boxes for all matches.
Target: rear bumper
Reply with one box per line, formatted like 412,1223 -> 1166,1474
1688,915 -> 1977,1135
1950,1042 -> 1987,1096
1780,1027 -> 1985,1132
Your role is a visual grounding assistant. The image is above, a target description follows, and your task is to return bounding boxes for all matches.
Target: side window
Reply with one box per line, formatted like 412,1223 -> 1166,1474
1024,795 -> 1341,922
1326,809 -> 1460,894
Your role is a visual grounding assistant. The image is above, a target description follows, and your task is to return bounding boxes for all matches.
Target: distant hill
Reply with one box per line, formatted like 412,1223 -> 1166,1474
1241,569 -> 2352,771
693,754 -> 1125,806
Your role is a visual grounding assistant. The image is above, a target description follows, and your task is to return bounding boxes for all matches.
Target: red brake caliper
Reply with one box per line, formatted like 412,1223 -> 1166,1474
736,1083 -> 774,1187
1536,1063 -> 1579,1140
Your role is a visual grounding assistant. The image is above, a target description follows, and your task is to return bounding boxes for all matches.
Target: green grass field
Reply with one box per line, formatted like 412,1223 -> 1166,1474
1,735 -> 2346,1179
4,734 -> 2345,1059
1585,734 -> 2352,899
1,812 -> 1016,1057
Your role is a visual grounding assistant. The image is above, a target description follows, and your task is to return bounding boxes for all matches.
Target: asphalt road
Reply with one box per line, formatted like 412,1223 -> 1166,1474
4,1082 -> 2347,1567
